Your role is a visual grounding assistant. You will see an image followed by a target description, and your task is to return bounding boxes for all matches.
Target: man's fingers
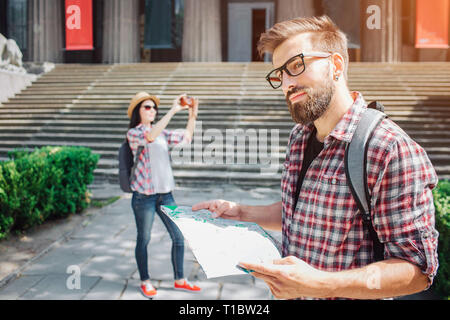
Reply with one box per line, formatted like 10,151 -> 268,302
216,202 -> 232,216
239,261 -> 292,279
191,202 -> 206,211
252,271 -> 279,286
273,256 -> 297,265
192,200 -> 238,219
238,262 -> 275,276
192,201 -> 216,211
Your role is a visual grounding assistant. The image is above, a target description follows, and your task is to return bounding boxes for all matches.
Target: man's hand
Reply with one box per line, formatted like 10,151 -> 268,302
192,200 -> 241,220
238,256 -> 333,300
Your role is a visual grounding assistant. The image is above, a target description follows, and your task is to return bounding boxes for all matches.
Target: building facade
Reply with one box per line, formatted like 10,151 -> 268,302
1,0 -> 449,64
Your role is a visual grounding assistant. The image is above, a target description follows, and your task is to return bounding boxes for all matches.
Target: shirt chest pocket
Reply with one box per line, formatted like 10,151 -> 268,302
322,172 -> 347,187
308,172 -> 357,222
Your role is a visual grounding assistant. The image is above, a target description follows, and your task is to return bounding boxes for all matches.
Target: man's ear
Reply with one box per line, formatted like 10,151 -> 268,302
331,52 -> 345,80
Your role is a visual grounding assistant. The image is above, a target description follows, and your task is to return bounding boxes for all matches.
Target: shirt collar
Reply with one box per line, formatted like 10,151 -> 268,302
136,123 -> 152,131
327,91 -> 367,143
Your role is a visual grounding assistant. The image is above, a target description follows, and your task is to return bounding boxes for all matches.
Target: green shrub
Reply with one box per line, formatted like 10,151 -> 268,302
0,146 -> 99,239
433,180 -> 450,299
7,148 -> 32,160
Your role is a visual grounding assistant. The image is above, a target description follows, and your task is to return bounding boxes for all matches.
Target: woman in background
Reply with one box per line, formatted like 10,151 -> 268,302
126,92 -> 200,298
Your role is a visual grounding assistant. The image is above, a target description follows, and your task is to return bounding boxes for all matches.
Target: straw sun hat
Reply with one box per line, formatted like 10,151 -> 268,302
127,92 -> 160,119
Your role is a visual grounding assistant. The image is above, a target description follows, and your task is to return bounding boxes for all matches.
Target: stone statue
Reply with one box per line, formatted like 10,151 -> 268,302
0,33 -> 26,73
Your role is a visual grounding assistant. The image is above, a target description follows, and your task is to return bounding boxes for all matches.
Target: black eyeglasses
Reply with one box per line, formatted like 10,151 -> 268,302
265,52 -> 332,89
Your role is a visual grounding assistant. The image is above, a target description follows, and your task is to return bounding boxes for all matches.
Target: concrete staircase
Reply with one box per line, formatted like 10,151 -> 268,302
0,62 -> 449,187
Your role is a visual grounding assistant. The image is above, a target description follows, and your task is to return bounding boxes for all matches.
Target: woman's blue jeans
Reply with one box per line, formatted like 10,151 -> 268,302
131,191 -> 184,281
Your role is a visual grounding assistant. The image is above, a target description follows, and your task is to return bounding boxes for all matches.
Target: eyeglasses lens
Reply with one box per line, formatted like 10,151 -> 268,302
267,55 -> 305,89
286,57 -> 305,76
268,73 -> 282,88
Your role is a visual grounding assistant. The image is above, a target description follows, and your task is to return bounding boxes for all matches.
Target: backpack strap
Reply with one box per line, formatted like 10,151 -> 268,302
344,106 -> 387,262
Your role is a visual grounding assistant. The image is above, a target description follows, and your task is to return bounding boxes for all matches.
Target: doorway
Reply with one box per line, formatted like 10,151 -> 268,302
252,9 -> 266,61
228,2 -> 274,62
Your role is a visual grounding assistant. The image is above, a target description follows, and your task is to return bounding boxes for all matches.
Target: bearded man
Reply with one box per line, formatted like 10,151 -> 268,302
193,15 -> 438,300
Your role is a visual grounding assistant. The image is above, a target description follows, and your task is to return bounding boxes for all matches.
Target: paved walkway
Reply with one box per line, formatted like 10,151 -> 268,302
0,184 -> 282,300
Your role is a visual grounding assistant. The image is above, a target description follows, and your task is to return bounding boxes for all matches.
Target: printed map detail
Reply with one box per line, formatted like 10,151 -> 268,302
161,205 -> 281,278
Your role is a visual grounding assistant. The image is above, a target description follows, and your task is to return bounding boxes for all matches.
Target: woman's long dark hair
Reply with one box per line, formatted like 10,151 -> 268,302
128,101 -> 159,129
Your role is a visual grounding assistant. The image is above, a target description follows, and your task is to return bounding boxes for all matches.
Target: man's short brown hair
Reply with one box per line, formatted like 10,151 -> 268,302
257,15 -> 349,79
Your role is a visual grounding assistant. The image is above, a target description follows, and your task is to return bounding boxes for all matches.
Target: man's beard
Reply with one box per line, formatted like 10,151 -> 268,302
286,79 -> 334,125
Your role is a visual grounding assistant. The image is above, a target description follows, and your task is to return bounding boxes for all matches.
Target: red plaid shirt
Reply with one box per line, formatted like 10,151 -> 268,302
127,124 -> 185,195
281,92 -> 439,293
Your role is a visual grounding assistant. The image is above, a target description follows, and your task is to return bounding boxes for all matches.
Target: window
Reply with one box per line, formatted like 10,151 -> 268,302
144,0 -> 184,49
6,0 -> 27,51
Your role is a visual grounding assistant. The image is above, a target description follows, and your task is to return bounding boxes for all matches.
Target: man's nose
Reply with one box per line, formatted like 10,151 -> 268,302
282,72 -> 297,92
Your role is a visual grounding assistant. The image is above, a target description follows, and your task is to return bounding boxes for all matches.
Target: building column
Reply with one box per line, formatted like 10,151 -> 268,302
27,0 -> 63,63
102,0 -> 140,63
182,0 -> 222,62
360,0 -> 402,62
276,0 -> 317,22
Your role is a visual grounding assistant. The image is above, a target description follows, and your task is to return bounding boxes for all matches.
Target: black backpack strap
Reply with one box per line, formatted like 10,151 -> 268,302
345,106 -> 386,262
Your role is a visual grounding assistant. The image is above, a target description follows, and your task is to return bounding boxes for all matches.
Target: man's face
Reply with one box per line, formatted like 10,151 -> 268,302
272,33 -> 335,125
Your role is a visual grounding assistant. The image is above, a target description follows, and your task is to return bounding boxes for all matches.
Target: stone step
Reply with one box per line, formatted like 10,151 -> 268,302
1,138 -> 448,163
7,90 -> 450,99
3,95 -> 450,106
1,62 -> 449,185
94,167 -> 281,186
2,153 -> 446,185
1,108 -> 449,120
2,102 -> 449,113
1,124 -> 449,143
3,147 -> 448,169
93,165 -> 450,187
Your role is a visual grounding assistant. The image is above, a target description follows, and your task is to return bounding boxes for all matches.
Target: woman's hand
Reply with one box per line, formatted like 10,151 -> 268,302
145,94 -> 190,143
171,94 -> 190,114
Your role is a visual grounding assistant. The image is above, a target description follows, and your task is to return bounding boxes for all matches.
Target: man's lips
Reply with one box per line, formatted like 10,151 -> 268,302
289,91 -> 306,102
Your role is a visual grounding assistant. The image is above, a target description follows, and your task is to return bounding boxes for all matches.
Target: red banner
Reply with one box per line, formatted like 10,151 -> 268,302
65,0 -> 93,50
415,0 -> 449,48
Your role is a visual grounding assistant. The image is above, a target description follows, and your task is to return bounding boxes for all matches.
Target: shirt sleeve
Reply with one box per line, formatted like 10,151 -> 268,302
370,133 -> 439,287
127,128 -> 146,155
162,129 -> 188,147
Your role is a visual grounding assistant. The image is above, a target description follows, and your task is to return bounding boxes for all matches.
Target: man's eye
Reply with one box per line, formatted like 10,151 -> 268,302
292,61 -> 303,69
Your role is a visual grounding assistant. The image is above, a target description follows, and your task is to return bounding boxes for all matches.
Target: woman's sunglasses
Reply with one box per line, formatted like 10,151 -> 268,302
142,105 -> 157,111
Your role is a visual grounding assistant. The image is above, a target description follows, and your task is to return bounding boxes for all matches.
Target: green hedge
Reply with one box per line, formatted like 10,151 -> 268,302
0,146 -> 99,239
433,180 -> 450,299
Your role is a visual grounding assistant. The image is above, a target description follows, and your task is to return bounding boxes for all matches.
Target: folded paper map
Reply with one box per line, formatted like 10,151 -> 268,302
161,205 -> 281,278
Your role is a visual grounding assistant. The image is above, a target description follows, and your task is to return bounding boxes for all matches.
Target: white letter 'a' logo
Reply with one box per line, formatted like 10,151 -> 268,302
66,265 -> 81,290
66,5 -> 81,30
366,5 -> 381,30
